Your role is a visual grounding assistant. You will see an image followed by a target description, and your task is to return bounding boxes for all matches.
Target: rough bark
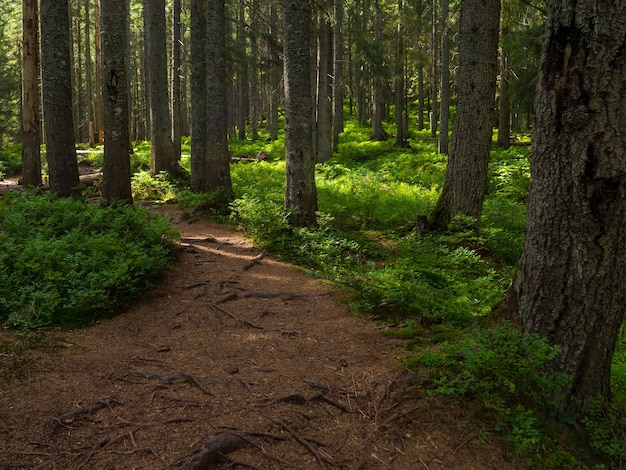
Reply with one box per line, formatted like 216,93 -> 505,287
171,0 -> 182,160
394,0 -> 408,149
429,0 -> 438,139
144,0 -> 179,176
40,0 -> 80,197
21,0 -> 42,188
438,0 -> 450,154
370,0 -> 388,141
190,0 -> 207,192
316,14 -> 333,162
332,0 -> 344,152
283,0 -> 318,227
84,0 -> 95,148
100,0 -> 132,203
505,0 -> 626,415
205,0 -> 233,199
431,0 -> 500,228
94,0 -> 103,144
497,45 -> 511,149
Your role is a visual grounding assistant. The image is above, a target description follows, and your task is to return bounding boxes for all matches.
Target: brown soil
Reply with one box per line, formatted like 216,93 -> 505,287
0,204 -> 525,469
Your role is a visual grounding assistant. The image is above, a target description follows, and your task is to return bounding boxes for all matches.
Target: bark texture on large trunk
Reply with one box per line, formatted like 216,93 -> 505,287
283,0 -> 318,227
21,0 -> 42,187
205,0 -> 233,199
190,0 -> 207,192
40,0 -> 79,197
100,0 -> 132,203
431,0 -> 500,228
506,0 -> 626,414
144,0 -> 178,176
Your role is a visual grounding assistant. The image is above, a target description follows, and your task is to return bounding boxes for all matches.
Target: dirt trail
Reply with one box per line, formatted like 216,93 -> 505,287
0,204 -> 522,469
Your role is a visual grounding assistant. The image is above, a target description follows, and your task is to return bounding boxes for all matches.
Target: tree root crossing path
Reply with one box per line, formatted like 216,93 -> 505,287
0,204 -> 520,469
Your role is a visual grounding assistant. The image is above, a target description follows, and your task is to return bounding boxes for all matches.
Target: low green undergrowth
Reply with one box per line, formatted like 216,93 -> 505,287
0,191 -> 178,328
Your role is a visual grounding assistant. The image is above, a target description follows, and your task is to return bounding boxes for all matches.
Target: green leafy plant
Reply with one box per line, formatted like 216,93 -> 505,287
0,191 -> 178,328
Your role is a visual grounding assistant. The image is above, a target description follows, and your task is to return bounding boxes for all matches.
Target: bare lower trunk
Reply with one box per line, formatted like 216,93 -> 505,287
505,0 -> 626,415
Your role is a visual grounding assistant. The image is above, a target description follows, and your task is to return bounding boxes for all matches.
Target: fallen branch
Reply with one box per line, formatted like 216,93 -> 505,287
274,393 -> 351,413
241,249 -> 266,271
139,371 -> 216,396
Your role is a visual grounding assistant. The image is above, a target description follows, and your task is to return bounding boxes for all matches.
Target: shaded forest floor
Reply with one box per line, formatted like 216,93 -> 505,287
0,204 -> 526,469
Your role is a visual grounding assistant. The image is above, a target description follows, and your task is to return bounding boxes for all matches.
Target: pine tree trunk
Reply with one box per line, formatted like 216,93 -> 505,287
100,0 -> 132,203
429,0 -> 438,139
497,45 -> 511,149
394,0 -> 407,148
316,15 -> 333,162
85,0 -> 95,148
171,0 -> 182,160
144,0 -> 178,176
21,0 -> 42,188
431,0 -> 500,228
370,0 -> 387,141
505,0 -> 626,415
205,0 -> 233,198
438,0 -> 450,155
332,0 -> 344,152
283,0 -> 318,227
190,0 -> 207,192
94,0 -> 104,144
40,0 -> 80,197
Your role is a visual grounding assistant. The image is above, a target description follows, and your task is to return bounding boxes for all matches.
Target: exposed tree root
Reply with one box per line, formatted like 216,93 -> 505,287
48,398 -> 121,431
241,249 -> 266,271
165,433 -> 250,469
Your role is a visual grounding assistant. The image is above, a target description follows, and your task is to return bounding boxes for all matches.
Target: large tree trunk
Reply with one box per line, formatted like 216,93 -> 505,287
283,0 -> 318,227
190,0 -> 207,192
504,0 -> 626,415
40,0 -> 80,197
100,0 -> 132,203
84,0 -> 95,148
205,0 -> 233,199
21,0 -> 42,188
429,0 -> 438,139
431,0 -> 500,228
94,0 -> 104,144
144,0 -> 179,176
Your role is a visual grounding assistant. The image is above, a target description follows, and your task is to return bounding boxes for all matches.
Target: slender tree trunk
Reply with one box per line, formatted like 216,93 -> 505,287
430,0 -> 438,139
100,0 -> 132,203
438,0 -> 450,154
431,0 -> 500,228
283,0 -> 318,227
40,0 -> 80,197
236,1 -> 248,141
144,0 -> 179,176
268,3 -> 280,141
316,13 -> 333,162
497,44 -> 511,149
370,0 -> 387,141
504,0 -> 626,415
94,0 -> 103,144
190,0 -> 207,192
206,0 -> 233,198
332,0 -> 344,152
249,0 -> 260,141
394,0 -> 408,148
21,0 -> 42,187
171,0 -> 182,160
85,0 -> 95,148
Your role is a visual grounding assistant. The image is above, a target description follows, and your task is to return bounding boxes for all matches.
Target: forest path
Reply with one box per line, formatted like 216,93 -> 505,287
0,204 -> 520,469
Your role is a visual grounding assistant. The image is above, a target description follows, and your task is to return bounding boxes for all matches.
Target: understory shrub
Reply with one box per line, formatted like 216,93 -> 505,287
0,191 -> 178,328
